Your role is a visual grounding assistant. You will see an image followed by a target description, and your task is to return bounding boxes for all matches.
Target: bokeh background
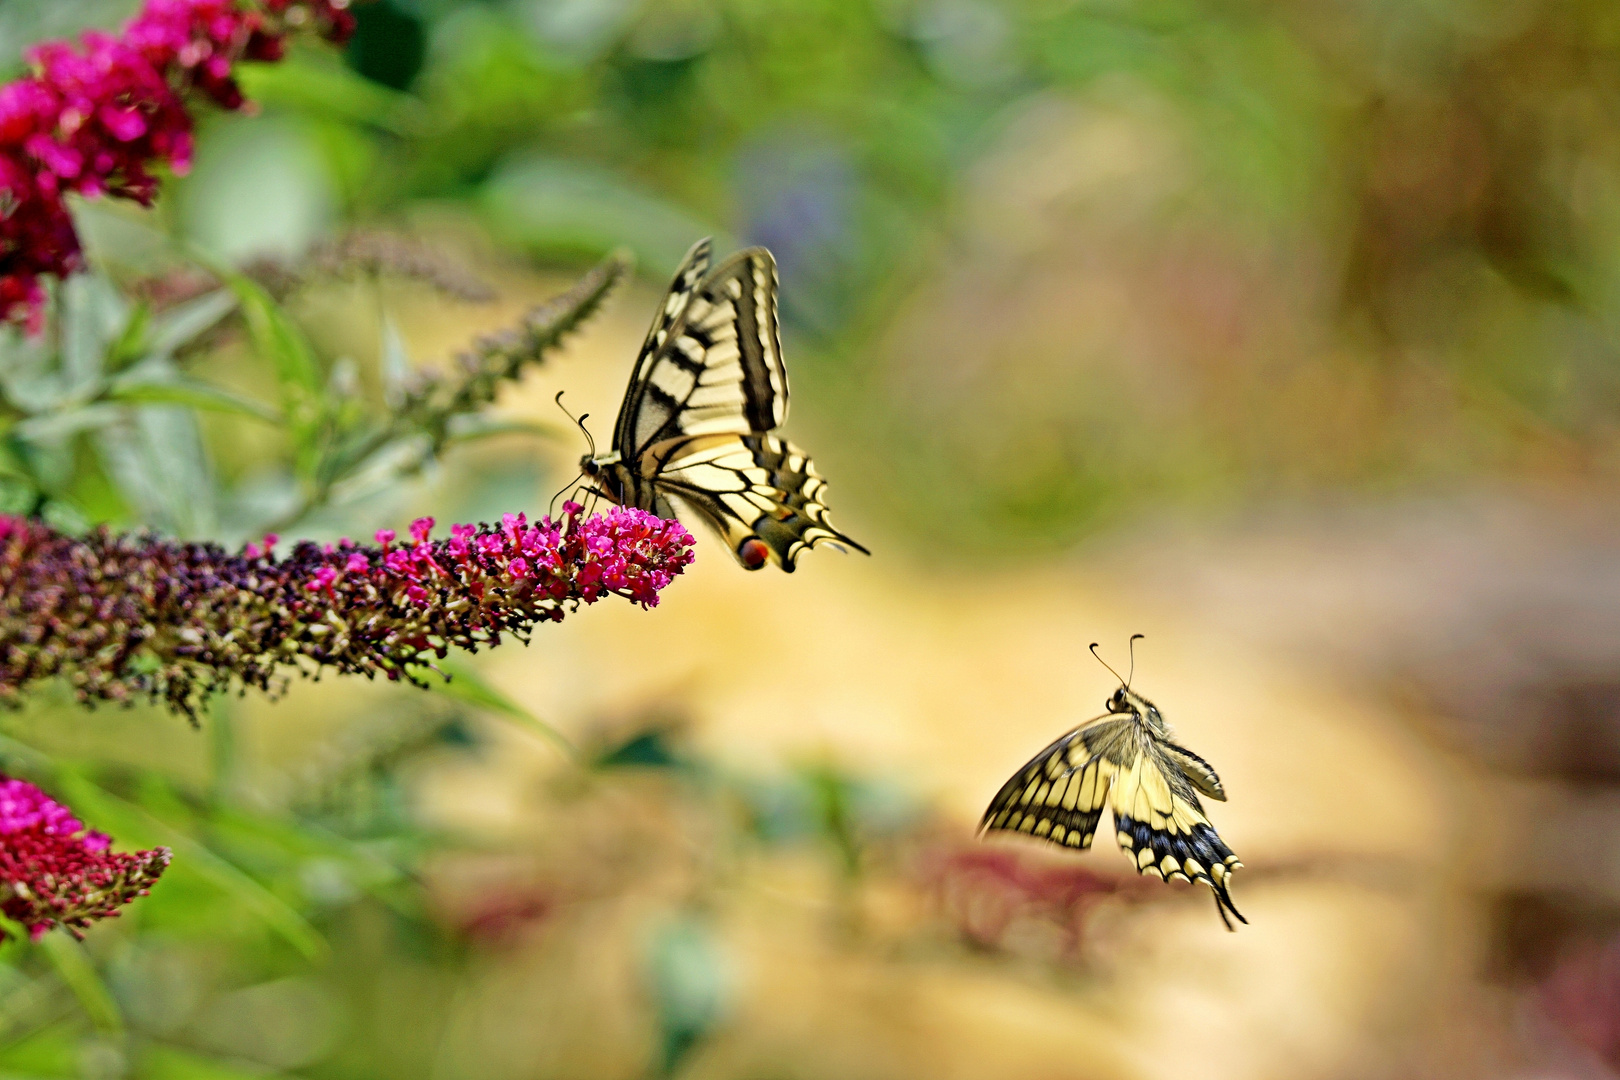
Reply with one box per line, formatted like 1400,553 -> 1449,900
7,0 -> 1620,1077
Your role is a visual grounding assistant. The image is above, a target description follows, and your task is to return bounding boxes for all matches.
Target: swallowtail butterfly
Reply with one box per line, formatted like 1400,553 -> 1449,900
581,239 -> 867,572
981,640 -> 1245,929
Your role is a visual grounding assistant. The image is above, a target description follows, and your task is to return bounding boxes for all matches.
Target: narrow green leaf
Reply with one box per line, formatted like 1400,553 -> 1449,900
146,289 -> 237,357
227,275 -> 320,395
379,314 -> 412,409
443,414 -> 567,444
106,301 -> 152,371
52,775 -> 328,963
104,374 -> 280,422
36,935 -> 122,1034
227,275 -> 326,478
426,656 -> 578,758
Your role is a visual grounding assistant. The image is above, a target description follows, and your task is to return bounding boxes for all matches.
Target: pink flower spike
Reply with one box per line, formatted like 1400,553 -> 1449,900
375,528 -> 395,547
410,517 -> 434,544
0,775 -> 169,940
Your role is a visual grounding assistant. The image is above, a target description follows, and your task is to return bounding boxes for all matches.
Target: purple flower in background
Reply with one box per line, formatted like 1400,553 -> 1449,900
0,504 -> 695,720
0,0 -> 359,328
0,775 -> 171,940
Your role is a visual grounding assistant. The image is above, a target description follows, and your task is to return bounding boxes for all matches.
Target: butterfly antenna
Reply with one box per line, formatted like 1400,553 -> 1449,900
1089,642 -> 1127,687
547,392 -> 593,518
1126,633 -> 1145,691
554,391 -> 596,459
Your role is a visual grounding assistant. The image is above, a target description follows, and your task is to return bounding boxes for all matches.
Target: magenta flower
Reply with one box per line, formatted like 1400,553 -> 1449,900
0,0 -> 359,328
0,504 -> 695,720
0,776 -> 171,940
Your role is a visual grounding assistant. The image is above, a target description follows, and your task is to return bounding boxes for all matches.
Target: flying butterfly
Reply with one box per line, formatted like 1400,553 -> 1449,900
577,239 -> 867,572
980,636 -> 1245,929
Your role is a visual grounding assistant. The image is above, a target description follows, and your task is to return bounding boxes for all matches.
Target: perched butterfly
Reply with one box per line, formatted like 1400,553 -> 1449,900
579,239 -> 867,572
980,637 -> 1245,929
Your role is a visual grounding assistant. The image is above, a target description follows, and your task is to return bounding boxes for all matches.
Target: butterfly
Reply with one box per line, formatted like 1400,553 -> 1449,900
579,239 -> 867,572
980,638 -> 1245,929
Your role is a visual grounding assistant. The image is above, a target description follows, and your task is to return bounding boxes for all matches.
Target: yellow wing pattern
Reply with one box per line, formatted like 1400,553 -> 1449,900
982,721 -> 1245,930
1109,744 -> 1245,929
979,718 -> 1131,850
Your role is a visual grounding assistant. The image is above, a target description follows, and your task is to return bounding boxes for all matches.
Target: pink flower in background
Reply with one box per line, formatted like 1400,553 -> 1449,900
0,0 -> 359,328
0,504 -> 695,721
0,776 -> 170,940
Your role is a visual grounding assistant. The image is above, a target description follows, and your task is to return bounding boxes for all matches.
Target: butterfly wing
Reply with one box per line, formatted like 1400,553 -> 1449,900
612,241 -> 787,461
979,717 -> 1134,849
606,240 -> 862,571
1109,741 -> 1245,929
649,433 -> 869,571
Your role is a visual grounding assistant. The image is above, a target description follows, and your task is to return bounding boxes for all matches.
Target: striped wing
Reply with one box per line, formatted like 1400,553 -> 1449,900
979,717 -> 1133,849
612,239 -> 788,462
649,433 -> 868,572
1110,741 -> 1245,929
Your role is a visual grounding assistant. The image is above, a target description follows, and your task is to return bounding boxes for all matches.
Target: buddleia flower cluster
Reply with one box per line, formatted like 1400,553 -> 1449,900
0,0 -> 358,328
0,504 -> 695,721
0,775 -> 171,940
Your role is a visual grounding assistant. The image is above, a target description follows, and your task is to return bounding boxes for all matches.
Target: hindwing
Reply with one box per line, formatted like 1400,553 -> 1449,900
649,433 -> 868,572
1108,742 -> 1245,929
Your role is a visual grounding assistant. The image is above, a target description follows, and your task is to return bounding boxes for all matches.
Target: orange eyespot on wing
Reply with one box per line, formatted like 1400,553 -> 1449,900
737,538 -> 770,570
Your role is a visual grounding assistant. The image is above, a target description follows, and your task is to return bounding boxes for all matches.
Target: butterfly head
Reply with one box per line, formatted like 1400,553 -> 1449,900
1106,685 -> 1166,730
1093,635 -> 1166,730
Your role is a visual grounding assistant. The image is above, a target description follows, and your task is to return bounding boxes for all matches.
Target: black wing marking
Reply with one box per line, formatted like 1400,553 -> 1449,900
1110,744 -> 1245,930
613,242 -> 787,461
651,433 -> 868,571
979,717 -> 1134,850
612,239 -> 712,458
1161,741 -> 1226,801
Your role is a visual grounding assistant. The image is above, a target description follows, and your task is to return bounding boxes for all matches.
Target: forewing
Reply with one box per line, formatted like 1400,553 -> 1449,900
979,718 -> 1133,850
1109,741 -> 1245,928
615,245 -> 788,460
613,239 -> 712,456
652,433 -> 867,571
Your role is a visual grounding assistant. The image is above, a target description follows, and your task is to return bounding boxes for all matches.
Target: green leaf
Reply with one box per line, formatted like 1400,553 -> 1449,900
480,155 -> 724,270
425,655 -> 577,758
138,1044 -> 291,1080
145,289 -> 238,358
58,274 -> 126,400
52,775 -> 328,963
36,935 -> 121,1034
379,314 -> 412,410
227,274 -> 326,477
106,301 -> 151,372
236,53 -> 423,134
228,275 -> 320,395
104,373 -> 280,422
13,405 -> 123,443
442,413 -> 567,444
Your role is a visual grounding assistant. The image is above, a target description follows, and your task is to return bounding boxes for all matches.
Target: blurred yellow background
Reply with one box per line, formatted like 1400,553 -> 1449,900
7,0 -> 1620,1077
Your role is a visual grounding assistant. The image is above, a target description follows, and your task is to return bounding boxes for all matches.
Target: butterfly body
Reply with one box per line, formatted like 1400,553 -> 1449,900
583,239 -> 866,572
981,683 -> 1246,929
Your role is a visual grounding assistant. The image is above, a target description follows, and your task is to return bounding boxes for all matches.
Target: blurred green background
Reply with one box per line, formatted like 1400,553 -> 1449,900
7,0 -> 1620,1077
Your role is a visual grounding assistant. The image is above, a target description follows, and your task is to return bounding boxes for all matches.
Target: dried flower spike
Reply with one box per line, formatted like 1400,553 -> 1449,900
0,504 -> 696,721
0,775 -> 171,940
